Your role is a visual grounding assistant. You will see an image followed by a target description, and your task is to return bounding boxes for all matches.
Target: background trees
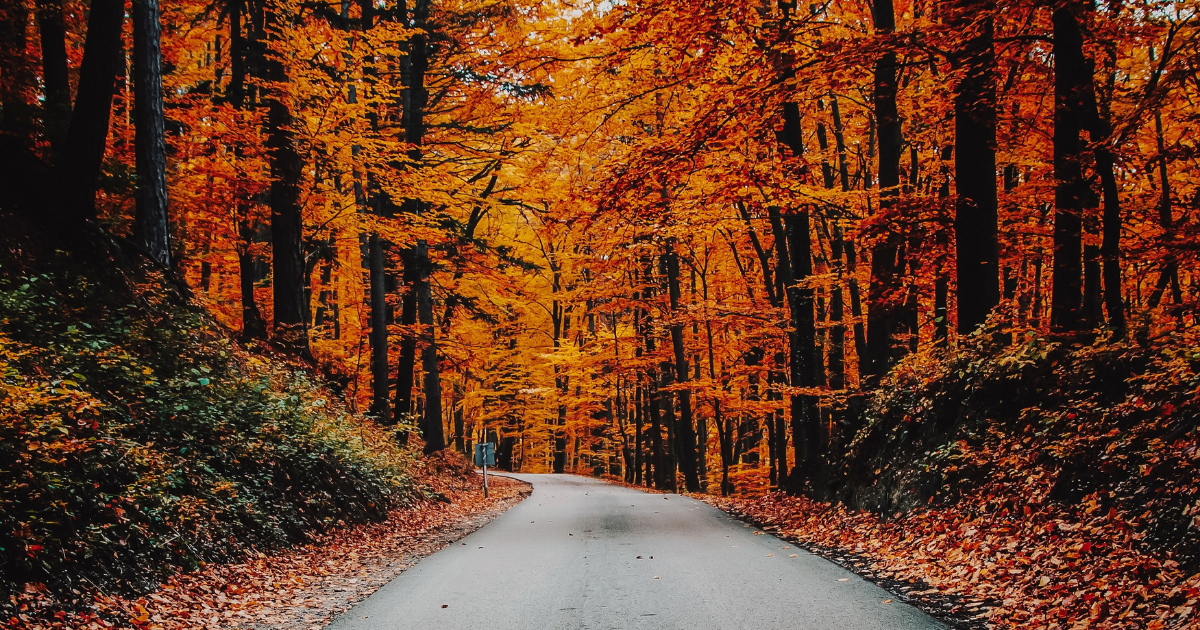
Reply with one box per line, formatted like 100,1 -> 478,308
0,0 -> 1196,493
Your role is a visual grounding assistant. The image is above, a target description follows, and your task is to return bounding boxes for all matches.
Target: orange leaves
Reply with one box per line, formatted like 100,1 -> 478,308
707,476 -> 1200,629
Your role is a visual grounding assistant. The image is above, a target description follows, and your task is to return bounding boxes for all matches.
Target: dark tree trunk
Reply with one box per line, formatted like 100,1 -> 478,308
36,0 -> 71,155
237,241 -> 268,340
1050,2 -> 1091,333
934,274 -> 949,346
415,241 -> 445,452
784,212 -> 820,474
394,254 -> 417,415
1147,110 -> 1178,312
864,0 -> 906,378
1083,244 -> 1102,324
953,0 -> 999,334
830,97 -> 868,366
664,243 -> 700,492
263,1 -> 308,353
59,0 -> 125,222
816,103 -> 847,390
392,0 -> 444,451
132,0 -> 171,267
368,233 -> 392,423
634,383 -> 643,486
1096,139 -> 1123,332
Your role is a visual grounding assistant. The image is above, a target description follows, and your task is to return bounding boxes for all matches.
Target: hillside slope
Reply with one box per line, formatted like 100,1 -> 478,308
0,237 -> 418,616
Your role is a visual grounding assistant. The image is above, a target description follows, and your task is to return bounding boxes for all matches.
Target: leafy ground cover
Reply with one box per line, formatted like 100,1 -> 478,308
0,248 -> 428,624
709,326 -> 1200,629
8,470 -> 529,630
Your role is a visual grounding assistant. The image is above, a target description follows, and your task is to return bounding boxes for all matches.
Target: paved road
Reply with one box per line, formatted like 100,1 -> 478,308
328,474 -> 943,630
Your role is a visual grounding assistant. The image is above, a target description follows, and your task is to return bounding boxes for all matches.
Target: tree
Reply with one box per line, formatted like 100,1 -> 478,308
864,0 -> 908,378
59,0 -> 125,222
132,0 -> 171,266
952,0 -> 999,334
263,0 -> 309,354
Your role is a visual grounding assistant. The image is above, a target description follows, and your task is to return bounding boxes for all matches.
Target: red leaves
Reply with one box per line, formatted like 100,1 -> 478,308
707,482 -> 1200,629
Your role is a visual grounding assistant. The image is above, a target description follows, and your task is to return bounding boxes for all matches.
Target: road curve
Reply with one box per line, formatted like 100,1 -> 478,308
327,474 -> 943,630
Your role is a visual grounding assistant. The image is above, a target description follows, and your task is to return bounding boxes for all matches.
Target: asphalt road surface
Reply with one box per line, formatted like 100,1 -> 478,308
328,474 -> 944,630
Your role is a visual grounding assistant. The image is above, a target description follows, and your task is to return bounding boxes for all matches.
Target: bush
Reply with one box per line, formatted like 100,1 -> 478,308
0,264 -> 416,609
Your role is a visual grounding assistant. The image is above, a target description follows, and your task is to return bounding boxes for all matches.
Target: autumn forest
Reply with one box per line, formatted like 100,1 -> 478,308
2,0 -> 1200,627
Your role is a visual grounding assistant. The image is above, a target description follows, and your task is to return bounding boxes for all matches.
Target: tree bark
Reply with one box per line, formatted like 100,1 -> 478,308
864,0 -> 906,378
394,256 -> 418,419
415,240 -> 445,452
1050,2 -> 1091,333
59,0 -> 125,222
36,0 -> 71,156
368,233 -> 392,423
0,0 -> 36,150
952,0 -> 999,334
263,1 -> 308,353
664,242 -> 700,492
237,237 -> 268,339
785,212 -> 820,474
132,0 -> 171,267
392,0 -> 444,451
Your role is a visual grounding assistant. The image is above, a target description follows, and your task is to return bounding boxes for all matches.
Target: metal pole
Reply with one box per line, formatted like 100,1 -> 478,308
483,463 -> 488,498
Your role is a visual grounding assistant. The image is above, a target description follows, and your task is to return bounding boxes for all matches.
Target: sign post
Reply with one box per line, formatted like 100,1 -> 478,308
473,442 -> 496,498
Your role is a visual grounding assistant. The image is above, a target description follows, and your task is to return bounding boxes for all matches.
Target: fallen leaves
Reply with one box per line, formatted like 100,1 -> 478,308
706,482 -> 1200,629
7,475 -> 530,630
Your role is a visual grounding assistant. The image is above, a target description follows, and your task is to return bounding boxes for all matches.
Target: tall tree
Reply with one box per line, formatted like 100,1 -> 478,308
864,0 -> 907,377
35,0 -> 71,156
263,0 -> 309,353
952,0 -> 999,333
664,241 -> 700,492
1050,0 -> 1091,333
59,0 -> 126,222
132,0 -> 171,266
393,0 -> 445,452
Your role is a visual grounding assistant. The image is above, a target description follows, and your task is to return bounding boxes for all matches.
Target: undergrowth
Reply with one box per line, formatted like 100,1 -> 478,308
0,257 -> 417,614
811,318 -> 1200,572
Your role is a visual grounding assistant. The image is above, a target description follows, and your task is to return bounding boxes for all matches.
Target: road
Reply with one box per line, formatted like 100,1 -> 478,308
328,474 -> 944,630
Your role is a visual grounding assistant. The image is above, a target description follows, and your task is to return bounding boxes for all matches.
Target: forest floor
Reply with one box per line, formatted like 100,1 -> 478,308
702,492 -> 1200,630
8,474 -> 531,630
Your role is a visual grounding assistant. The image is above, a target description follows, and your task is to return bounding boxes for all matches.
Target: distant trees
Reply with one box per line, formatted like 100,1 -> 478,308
2,0 -> 1196,488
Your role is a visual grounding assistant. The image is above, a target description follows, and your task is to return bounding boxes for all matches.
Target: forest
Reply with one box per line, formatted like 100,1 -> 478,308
1,0 -> 1199,627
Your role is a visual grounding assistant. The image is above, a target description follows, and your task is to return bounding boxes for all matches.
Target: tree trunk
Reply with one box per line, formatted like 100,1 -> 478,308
237,223 -> 268,340
368,233 -> 392,423
0,0 -> 36,151
953,0 -> 999,333
1147,109 -> 1178,312
1050,2 -> 1091,333
864,0 -> 906,378
830,97 -> 868,367
36,0 -> 71,156
415,240 -> 445,452
664,243 -> 700,492
59,0 -> 125,222
263,1 -> 308,353
132,0 -> 171,267
394,253 -> 418,420
785,212 -> 820,475
634,382 -> 643,485
392,0 -> 444,451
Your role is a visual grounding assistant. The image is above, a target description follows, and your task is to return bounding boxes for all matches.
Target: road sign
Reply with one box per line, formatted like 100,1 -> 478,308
474,442 -> 496,467
474,442 -> 496,497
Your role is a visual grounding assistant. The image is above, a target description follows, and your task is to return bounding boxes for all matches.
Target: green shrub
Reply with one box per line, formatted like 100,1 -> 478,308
0,266 -> 415,608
